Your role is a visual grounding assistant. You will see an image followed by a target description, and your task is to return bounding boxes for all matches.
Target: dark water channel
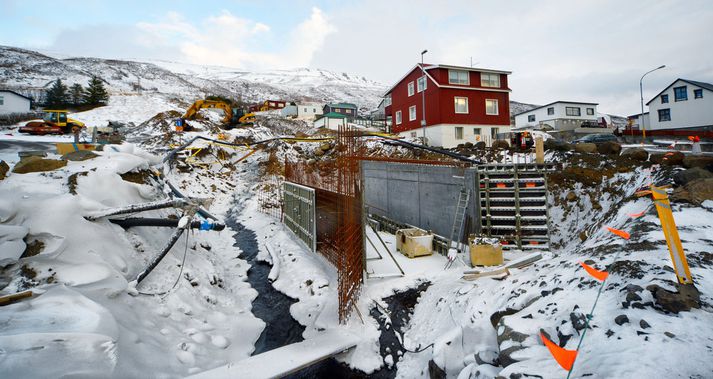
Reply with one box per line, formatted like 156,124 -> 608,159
226,211 -> 430,378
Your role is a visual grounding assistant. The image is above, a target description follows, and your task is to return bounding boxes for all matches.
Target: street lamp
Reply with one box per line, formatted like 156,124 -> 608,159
639,64 -> 666,143
421,49 -> 428,145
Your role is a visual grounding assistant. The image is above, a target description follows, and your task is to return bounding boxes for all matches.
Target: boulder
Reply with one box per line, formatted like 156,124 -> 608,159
650,151 -> 685,166
574,143 -> 597,153
464,142 -> 474,149
62,150 -> 98,161
319,142 -> 332,151
673,167 -> 713,186
614,314 -> 629,325
496,321 -> 530,367
11,156 -> 67,174
646,283 -> 701,313
544,138 -> 573,152
682,155 -> 713,170
491,140 -> 510,149
597,141 -> 622,156
671,178 -> 713,205
566,192 -> 577,202
620,147 -> 649,161
313,148 -> 325,156
0,160 -> 9,180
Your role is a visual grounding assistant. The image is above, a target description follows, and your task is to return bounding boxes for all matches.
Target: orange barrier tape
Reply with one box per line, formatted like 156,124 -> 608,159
606,226 -> 630,240
541,333 -> 578,370
579,261 -> 609,281
628,211 -> 646,218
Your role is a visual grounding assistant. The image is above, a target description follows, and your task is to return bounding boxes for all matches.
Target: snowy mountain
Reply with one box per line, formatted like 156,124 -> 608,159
0,45 -> 387,110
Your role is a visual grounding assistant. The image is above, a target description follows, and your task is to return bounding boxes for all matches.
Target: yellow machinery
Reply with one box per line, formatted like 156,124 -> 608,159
19,110 -> 85,135
182,100 -> 255,128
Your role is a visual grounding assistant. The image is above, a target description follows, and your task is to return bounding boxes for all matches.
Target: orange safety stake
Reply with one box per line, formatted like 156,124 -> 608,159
541,333 -> 578,371
579,261 -> 609,281
606,226 -> 630,240
628,211 -> 646,218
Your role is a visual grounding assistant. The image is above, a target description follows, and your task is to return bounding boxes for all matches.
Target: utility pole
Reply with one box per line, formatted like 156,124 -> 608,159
421,49 -> 428,146
639,65 -> 666,143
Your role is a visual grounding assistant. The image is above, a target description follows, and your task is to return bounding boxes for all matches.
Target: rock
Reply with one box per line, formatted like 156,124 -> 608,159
475,350 -> 499,366
578,231 -> 589,242
671,178 -> 713,205
646,283 -> 701,313
319,142 -> 331,151
682,155 -> 713,170
62,150 -> 98,161
574,143 -> 597,153
566,192 -> 577,202
475,141 -> 486,150
491,140 -> 510,149
0,160 -> 9,180
570,312 -> 588,331
428,359 -> 446,379
614,315 -> 629,325
11,156 -> 67,174
639,319 -> 651,329
651,151 -> 684,166
313,148 -> 325,156
592,201 -> 602,210
664,331 -> 676,338
626,292 -> 642,303
464,142 -> 474,148
544,139 -> 573,152
673,167 -> 713,186
620,147 -> 649,161
497,322 -> 530,367
597,141 -> 621,156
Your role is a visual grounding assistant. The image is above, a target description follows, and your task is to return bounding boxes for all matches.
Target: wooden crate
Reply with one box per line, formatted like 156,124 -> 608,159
395,228 -> 433,258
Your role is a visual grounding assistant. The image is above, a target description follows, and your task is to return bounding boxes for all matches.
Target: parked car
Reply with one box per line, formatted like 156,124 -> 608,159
572,133 -> 618,144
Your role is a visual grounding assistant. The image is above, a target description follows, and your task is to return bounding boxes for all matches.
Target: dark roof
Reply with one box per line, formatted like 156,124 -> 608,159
512,101 -> 599,116
326,103 -> 357,109
645,78 -> 713,105
0,89 -> 32,101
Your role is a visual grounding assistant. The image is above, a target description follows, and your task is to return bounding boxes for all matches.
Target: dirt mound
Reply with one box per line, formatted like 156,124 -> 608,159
673,167 -> 713,186
12,156 -> 67,174
0,160 -> 9,180
650,151 -> 685,166
682,155 -> 713,170
620,147 -> 648,161
597,141 -> 621,156
574,143 -> 597,153
671,178 -> 713,205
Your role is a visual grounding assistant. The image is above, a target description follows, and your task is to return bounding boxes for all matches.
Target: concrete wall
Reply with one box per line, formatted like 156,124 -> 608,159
362,161 -> 480,241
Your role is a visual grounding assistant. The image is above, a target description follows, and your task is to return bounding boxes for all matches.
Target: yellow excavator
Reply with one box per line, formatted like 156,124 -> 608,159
181,100 -> 255,129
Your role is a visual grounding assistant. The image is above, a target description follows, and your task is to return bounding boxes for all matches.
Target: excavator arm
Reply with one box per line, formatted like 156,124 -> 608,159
182,100 -> 233,124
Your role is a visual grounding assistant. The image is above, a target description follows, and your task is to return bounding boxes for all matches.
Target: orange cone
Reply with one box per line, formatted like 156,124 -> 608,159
628,211 -> 645,218
579,261 -> 609,281
606,226 -> 630,240
541,332 -> 578,370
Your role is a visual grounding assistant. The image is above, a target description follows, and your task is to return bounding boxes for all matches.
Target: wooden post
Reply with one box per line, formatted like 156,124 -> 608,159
535,137 -> 544,164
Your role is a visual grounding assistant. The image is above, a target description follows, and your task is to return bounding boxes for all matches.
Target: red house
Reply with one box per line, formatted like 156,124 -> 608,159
384,64 -> 512,147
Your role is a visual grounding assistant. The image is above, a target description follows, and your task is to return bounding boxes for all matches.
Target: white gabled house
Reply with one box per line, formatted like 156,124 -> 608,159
0,90 -> 32,115
313,112 -> 347,130
513,101 -> 600,131
645,79 -> 713,134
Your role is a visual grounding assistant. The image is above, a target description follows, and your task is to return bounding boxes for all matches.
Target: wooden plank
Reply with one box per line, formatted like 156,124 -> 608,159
188,330 -> 359,379
0,290 -> 33,306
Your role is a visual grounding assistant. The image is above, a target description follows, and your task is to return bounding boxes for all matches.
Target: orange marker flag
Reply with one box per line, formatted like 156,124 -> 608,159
606,226 -> 630,240
579,261 -> 609,281
628,211 -> 645,218
540,332 -> 578,371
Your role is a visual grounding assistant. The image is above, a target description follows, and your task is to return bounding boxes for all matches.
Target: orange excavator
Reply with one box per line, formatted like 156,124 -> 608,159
181,100 -> 255,130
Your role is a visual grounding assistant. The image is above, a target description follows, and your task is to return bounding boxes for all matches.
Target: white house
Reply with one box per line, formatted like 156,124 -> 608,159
514,101 -> 599,131
627,112 -> 650,131
296,102 -> 323,120
645,79 -> 713,133
313,112 -> 347,130
0,90 -> 32,115
280,104 -> 298,118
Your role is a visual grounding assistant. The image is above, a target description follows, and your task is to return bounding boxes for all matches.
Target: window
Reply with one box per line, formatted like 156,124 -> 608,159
417,76 -> 427,92
658,108 -> 671,122
473,127 -> 481,135
480,73 -> 500,87
547,107 -> 554,115
0,96 -> 3,105
586,108 -> 595,115
454,97 -> 469,113
448,70 -> 469,85
566,107 -> 581,116
313,108 -> 316,113
694,89 -> 703,99
485,99 -> 499,115
409,105 -> 417,121
335,109 -> 341,113
491,128 -> 499,139
395,111 -> 402,124
346,109 -> 352,114
269,102 -> 276,106
408,81 -> 415,96
455,127 -> 463,140
410,132 -> 417,138
278,103 -> 284,108
528,114 -> 536,122
59,113 -> 67,123
303,108 -> 307,112
674,86 -> 687,101
384,95 -> 392,106
661,94 -> 669,103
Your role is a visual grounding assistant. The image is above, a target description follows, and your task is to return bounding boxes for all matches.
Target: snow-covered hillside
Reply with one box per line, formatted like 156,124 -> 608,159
0,46 -> 387,111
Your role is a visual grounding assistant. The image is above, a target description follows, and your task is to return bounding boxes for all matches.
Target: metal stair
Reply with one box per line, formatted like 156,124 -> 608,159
478,163 -> 554,250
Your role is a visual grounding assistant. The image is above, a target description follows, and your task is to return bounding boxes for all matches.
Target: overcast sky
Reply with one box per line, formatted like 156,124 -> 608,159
1,0 -> 712,115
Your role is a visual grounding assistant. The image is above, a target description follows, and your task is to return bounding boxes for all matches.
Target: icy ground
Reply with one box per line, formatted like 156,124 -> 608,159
1,98 -> 712,378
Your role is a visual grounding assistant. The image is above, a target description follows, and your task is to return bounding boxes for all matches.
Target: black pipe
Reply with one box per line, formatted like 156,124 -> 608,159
110,217 -> 225,231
